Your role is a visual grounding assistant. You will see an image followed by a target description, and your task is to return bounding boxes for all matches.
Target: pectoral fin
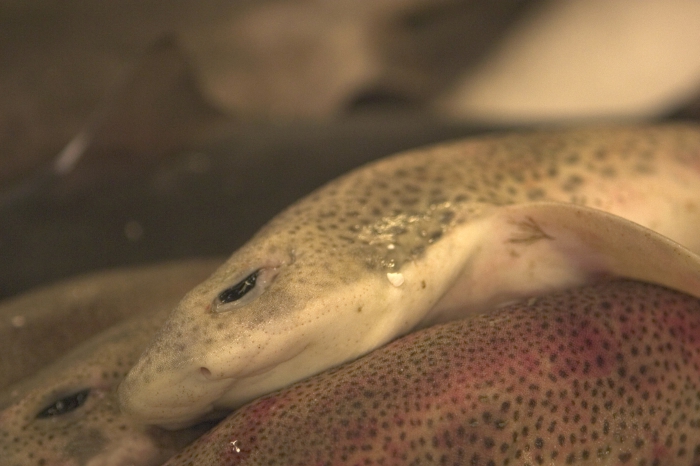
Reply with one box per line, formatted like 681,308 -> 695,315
427,202 -> 700,325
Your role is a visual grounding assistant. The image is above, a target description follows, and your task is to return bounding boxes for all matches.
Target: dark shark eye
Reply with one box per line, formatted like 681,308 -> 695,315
218,270 -> 260,304
36,389 -> 90,419
213,266 -> 280,313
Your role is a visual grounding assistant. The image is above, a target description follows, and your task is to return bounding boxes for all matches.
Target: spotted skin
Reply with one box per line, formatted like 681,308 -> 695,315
0,259 -> 221,391
0,309 -> 212,466
163,280 -> 700,466
247,123 -> 700,273
119,124 -> 700,428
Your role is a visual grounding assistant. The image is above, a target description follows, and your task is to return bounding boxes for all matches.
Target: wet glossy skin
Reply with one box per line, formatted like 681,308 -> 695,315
164,280 -> 700,465
120,124 -> 700,428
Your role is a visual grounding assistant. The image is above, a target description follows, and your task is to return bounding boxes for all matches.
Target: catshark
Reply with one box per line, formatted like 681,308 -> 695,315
0,305 -> 215,466
119,124 -> 700,428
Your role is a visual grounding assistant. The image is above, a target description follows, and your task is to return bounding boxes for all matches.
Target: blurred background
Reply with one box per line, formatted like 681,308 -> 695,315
2,0 -> 700,299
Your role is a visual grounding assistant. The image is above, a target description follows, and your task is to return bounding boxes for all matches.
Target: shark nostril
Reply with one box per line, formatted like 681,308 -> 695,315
200,367 -> 212,378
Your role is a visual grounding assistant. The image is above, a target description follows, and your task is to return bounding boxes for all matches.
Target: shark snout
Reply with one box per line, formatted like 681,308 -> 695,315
118,361 -> 234,430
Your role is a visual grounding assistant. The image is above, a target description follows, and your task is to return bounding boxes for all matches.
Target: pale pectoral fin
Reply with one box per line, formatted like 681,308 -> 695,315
511,202 -> 700,296
429,202 -> 700,324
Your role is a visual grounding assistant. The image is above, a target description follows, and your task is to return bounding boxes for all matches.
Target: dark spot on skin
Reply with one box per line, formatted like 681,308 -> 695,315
561,174 -> 584,192
527,188 -> 546,200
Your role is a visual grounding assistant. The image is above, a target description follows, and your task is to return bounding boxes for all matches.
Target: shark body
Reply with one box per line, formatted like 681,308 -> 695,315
119,124 -> 700,428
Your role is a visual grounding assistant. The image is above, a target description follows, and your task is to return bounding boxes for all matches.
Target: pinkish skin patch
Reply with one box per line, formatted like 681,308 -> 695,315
163,280 -> 700,466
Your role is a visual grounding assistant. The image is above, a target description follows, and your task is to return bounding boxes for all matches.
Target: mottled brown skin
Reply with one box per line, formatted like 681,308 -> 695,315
164,280 -> 700,466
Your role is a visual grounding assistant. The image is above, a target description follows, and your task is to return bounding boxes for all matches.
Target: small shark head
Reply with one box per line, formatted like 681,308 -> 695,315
0,315 -> 210,466
118,220 -> 400,429
117,148 -> 476,429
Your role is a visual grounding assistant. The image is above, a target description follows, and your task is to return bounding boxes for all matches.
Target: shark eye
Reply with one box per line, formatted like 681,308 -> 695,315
214,266 -> 279,312
36,389 -> 90,419
218,270 -> 260,304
